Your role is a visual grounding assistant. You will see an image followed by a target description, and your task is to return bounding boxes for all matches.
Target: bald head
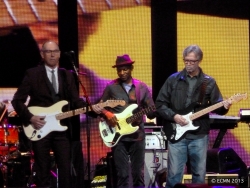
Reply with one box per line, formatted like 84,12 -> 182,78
40,41 -> 61,69
41,41 -> 59,51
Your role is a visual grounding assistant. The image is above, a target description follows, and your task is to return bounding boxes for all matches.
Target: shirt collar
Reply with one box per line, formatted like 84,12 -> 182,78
184,68 -> 201,78
118,77 -> 135,87
45,65 -> 58,73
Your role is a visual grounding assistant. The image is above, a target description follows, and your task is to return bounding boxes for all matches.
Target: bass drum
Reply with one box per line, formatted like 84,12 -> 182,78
0,125 -> 19,145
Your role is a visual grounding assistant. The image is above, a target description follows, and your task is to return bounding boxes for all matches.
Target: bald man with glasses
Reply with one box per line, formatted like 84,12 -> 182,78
12,41 -> 101,187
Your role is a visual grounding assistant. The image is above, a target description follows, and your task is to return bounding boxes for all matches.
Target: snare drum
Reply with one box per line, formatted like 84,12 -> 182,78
0,125 -> 19,145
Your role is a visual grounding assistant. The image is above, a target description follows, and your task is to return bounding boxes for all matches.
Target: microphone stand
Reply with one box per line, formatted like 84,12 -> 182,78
68,52 -> 92,185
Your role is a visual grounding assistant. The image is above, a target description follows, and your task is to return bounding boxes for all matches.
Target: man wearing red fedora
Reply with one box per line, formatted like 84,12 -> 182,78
94,54 -> 156,187
112,54 -> 135,68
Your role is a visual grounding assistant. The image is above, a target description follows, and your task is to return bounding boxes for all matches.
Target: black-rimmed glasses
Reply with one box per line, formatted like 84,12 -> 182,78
183,59 -> 199,64
42,50 -> 60,54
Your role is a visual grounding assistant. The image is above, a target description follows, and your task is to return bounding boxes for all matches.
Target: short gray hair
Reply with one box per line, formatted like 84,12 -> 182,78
183,45 -> 203,61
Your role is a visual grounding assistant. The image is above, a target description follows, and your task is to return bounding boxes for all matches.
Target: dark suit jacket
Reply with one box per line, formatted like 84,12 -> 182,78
11,65 -> 86,126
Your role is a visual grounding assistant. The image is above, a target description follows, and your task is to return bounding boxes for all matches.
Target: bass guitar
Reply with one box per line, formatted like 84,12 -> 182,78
169,93 -> 247,142
99,104 -> 156,147
23,100 -> 126,141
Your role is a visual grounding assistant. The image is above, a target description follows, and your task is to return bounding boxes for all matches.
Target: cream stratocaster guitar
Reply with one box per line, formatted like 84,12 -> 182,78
99,104 -> 156,147
23,100 -> 125,141
169,93 -> 247,142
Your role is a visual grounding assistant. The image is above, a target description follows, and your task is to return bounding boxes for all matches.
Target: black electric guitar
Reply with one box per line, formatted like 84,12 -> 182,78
169,93 -> 247,142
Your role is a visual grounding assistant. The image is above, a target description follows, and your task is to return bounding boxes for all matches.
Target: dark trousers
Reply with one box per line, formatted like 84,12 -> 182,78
112,139 -> 145,188
32,131 -> 71,188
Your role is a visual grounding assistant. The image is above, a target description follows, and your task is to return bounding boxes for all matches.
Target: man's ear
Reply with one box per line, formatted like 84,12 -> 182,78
40,51 -> 44,59
130,65 -> 134,71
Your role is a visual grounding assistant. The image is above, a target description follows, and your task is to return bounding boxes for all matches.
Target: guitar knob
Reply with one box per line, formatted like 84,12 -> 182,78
37,135 -> 41,138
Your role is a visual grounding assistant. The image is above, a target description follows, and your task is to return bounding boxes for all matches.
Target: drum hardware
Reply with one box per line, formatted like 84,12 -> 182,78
0,159 -> 7,187
0,104 -> 24,187
0,148 -> 34,187
0,105 -> 57,187
0,124 -> 19,146
27,153 -> 36,188
0,103 -> 10,147
0,148 -> 22,187
26,151 -> 57,188
3,124 -> 9,146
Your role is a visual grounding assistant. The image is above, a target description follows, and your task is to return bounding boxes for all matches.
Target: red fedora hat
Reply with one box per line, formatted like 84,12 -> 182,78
112,54 -> 135,68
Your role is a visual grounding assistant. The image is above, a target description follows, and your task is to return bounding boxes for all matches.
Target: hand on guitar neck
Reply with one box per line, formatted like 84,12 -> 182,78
174,97 -> 232,127
92,103 -> 118,127
169,93 -> 246,142
221,99 -> 232,109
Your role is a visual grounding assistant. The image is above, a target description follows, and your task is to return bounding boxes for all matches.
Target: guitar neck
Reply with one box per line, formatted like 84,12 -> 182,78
54,100 -> 124,121
56,107 -> 88,120
56,100 -> 125,120
127,106 -> 155,124
190,102 -> 223,121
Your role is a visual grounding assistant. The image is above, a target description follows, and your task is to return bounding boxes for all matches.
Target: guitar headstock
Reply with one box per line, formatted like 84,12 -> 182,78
228,93 -> 247,103
105,100 -> 126,108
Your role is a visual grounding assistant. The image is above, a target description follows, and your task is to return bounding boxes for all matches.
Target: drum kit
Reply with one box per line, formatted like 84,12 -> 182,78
0,101 -> 35,187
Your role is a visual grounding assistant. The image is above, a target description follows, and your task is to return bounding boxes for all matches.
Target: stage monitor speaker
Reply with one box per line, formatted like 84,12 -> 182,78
144,149 -> 167,188
206,147 -> 248,178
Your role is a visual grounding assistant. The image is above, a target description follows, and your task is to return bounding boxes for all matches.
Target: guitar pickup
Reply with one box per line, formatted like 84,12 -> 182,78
102,130 -> 108,137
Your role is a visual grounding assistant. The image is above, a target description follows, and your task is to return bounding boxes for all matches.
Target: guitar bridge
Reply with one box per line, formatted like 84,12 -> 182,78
30,130 -> 37,139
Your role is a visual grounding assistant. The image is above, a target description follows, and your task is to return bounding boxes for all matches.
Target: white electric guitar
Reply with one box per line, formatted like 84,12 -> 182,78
23,100 -> 126,141
170,93 -> 247,142
99,104 -> 156,147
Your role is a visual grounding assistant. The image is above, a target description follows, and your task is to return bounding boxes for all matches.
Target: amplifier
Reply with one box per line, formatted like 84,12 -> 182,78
145,132 -> 166,150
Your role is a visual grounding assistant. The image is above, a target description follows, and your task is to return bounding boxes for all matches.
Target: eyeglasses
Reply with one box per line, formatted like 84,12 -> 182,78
42,50 -> 60,54
183,59 -> 199,64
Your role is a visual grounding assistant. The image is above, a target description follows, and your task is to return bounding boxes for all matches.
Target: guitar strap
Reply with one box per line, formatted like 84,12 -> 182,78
197,77 -> 209,105
133,80 -> 141,105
